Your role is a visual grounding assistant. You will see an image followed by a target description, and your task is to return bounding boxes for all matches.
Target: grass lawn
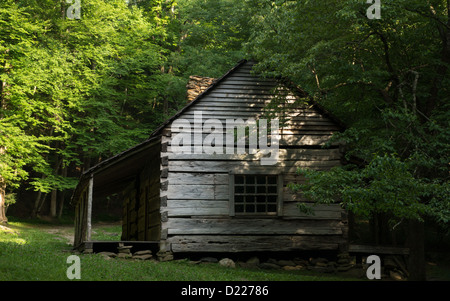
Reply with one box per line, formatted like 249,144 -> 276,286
1,220 -> 363,281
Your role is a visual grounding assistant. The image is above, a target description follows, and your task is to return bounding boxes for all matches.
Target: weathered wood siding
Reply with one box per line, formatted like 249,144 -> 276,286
160,61 -> 347,253
74,184 -> 89,248
121,141 -> 161,241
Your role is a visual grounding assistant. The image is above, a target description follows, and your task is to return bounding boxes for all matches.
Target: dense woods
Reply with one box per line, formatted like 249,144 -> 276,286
1,0 -> 449,281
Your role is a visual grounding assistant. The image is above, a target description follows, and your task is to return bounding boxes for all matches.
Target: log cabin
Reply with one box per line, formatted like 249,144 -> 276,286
71,59 -> 348,255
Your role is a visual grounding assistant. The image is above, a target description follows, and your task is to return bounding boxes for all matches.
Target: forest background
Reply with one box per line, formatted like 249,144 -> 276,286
0,0 -> 449,281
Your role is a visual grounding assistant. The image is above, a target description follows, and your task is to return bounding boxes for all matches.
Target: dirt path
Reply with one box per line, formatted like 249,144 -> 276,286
38,222 -> 122,246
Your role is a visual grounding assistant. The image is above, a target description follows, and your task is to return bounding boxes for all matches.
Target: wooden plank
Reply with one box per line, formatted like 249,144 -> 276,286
164,148 -> 341,161
168,173 -> 229,185
168,159 -> 341,173
198,97 -> 302,105
86,176 -> 93,241
167,184 -> 229,200
166,133 -> 336,146
219,80 -> 277,87
166,218 -> 343,235
166,203 -> 229,217
205,92 -> 296,100
349,244 -> 410,255
168,235 -> 343,252
218,84 -> 279,90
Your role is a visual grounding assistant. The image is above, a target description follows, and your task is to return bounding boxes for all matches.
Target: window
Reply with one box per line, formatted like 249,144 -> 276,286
231,174 -> 282,216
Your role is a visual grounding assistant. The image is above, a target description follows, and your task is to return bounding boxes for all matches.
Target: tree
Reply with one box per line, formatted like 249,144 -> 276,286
1,0 -> 184,218
245,0 -> 450,280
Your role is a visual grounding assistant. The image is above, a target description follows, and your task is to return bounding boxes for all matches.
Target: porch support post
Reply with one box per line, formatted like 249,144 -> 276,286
86,175 -> 93,241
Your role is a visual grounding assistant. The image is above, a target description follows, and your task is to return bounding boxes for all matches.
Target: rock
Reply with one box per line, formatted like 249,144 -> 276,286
337,258 -> 350,264
117,246 -> 132,254
246,256 -> 260,266
390,270 -> 405,281
277,260 -> 296,267
293,258 -> 309,266
98,252 -> 117,258
219,258 -> 236,268
117,253 -> 132,259
316,262 -> 328,267
310,257 -> 327,266
200,257 -> 218,263
134,250 -> 152,256
157,251 -> 174,262
383,256 -> 397,270
337,264 -> 353,272
283,265 -> 305,271
259,263 -> 280,270
133,254 -> 153,260
337,252 -> 350,259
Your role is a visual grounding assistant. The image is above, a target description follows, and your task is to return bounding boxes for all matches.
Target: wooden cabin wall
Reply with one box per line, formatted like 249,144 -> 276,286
121,143 -> 161,241
73,186 -> 88,248
160,61 -> 348,253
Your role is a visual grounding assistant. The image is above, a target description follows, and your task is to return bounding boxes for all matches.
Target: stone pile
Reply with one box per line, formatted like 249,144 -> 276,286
193,254 -> 358,274
186,76 -> 215,102
97,244 -> 154,261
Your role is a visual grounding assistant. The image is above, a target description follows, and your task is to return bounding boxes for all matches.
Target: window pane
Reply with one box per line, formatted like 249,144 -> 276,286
234,175 -> 279,216
268,176 -> 277,184
245,196 -> 256,203
256,175 -> 266,184
257,205 -> 266,213
257,186 -> 266,194
246,186 -> 255,193
235,186 -> 244,193
235,195 -> 244,203
235,205 -> 244,213
256,195 -> 266,203
267,195 -> 277,203
245,204 -> 255,213
246,176 -> 255,184
235,175 -> 244,184
267,204 -> 277,212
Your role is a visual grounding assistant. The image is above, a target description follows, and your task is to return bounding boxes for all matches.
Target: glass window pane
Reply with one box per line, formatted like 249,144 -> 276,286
245,196 -> 256,203
246,176 -> 255,184
268,176 -> 277,184
268,186 -> 277,193
257,186 -> 266,194
235,175 -> 244,184
256,195 -> 266,203
257,205 -> 266,213
235,195 -> 244,203
234,175 -> 279,215
235,205 -> 244,213
256,175 -> 266,184
245,204 -> 255,213
267,195 -> 277,203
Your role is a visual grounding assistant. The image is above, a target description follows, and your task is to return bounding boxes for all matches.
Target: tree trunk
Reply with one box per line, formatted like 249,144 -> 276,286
50,189 -> 57,217
0,176 -> 7,224
407,219 -> 426,281
57,166 -> 67,218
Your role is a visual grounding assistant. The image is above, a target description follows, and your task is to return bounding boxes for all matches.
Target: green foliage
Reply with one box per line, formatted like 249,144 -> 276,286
291,154 -> 450,229
245,0 -> 450,228
1,0 -> 187,203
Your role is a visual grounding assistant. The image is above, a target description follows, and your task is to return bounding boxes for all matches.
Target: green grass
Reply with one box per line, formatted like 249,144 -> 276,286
0,220 -> 362,281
